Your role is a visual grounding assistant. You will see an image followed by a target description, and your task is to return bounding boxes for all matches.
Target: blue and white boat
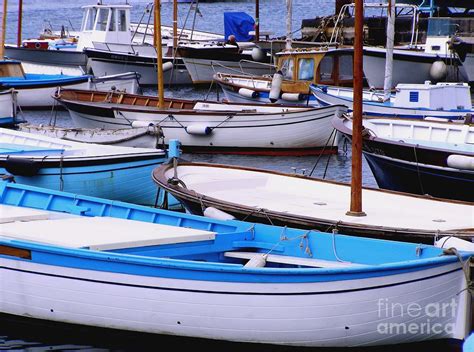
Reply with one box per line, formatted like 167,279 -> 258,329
0,60 -> 140,108
310,81 -> 473,121
0,179 -> 471,347
0,127 -> 174,206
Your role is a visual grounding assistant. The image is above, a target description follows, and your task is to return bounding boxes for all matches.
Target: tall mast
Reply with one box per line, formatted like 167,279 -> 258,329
254,0 -> 259,42
0,0 -> 7,59
383,0 -> 395,100
285,0 -> 292,50
16,0 -> 21,48
154,0 -> 164,108
173,0 -> 178,50
347,0 -> 366,217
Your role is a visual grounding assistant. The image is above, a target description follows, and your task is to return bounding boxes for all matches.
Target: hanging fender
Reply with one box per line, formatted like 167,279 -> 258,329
4,157 -> 41,177
238,88 -> 259,98
269,71 -> 283,103
185,125 -> 212,135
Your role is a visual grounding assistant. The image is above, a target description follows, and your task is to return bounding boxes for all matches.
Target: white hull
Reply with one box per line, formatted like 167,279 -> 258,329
67,104 -> 345,151
88,58 -> 192,86
363,47 -> 469,89
182,58 -> 275,84
17,74 -> 140,109
0,90 -> 16,122
16,124 -> 162,149
1,257 -> 469,347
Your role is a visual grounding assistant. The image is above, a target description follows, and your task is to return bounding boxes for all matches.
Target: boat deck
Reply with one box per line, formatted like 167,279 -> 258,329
0,205 -> 216,250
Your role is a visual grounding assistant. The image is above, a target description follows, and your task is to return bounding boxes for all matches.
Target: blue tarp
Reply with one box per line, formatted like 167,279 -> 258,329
224,12 -> 255,42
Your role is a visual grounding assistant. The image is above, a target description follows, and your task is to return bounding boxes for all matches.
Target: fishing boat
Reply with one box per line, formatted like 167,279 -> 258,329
332,114 -> 474,202
214,47 -> 356,106
0,127 -> 174,207
0,179 -> 471,347
151,161 -> 474,243
0,60 -> 140,109
0,89 -> 18,127
16,123 -> 164,149
310,81 -> 473,120
54,88 -> 347,156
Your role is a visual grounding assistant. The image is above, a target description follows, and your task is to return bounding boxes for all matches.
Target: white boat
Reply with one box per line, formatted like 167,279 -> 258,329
0,89 -> 18,127
54,88 -> 347,156
16,123 -> 163,149
152,161 -> 474,242
0,127 -> 171,206
0,60 -> 140,109
310,81 -> 473,120
0,180 -> 471,347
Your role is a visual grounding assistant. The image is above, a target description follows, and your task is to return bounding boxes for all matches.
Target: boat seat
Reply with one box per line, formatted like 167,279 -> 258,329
224,251 -> 366,268
0,204 -> 51,223
0,216 -> 216,250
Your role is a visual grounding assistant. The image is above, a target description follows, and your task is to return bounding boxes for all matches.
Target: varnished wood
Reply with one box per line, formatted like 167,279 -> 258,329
0,245 -> 31,259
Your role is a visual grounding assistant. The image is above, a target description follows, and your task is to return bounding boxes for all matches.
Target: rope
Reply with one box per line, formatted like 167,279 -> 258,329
59,153 -> 64,191
322,129 -> 339,179
309,128 -> 336,177
413,144 -> 425,195
442,247 -> 474,295
209,114 -> 235,131
241,208 -> 274,226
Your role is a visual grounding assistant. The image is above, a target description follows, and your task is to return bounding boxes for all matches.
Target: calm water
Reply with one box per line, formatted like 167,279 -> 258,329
0,1 -> 467,351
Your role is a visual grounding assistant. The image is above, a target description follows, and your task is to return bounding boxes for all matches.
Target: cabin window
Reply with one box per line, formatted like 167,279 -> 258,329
318,56 -> 333,81
118,10 -> 127,31
409,91 -> 419,102
96,8 -> 109,31
280,58 -> 294,80
298,58 -> 314,81
84,8 -> 98,31
109,9 -> 116,31
338,55 -> 353,80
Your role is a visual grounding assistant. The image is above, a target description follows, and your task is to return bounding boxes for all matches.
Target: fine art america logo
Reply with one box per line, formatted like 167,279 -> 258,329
376,298 -> 458,335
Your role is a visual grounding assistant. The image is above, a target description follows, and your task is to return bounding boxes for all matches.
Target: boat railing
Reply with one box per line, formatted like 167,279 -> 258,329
212,62 -> 275,90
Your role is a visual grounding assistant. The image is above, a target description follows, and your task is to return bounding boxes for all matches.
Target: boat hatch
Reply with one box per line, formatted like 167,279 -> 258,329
0,216 -> 216,251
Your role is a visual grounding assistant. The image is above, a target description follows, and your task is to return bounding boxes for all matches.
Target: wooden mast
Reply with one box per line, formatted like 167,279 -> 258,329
173,0 -> 178,50
346,0 -> 366,217
154,0 -> 164,108
0,0 -> 7,59
16,0 -> 21,48
254,0 -> 259,42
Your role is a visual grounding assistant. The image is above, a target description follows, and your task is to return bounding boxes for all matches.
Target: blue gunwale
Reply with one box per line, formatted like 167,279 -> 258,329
0,181 -> 469,284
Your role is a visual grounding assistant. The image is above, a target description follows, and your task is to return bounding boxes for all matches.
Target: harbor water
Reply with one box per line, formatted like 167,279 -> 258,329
0,0 -> 470,351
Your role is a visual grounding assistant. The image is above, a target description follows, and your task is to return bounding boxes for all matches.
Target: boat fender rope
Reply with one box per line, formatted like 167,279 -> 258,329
242,208 -> 274,225
1,174 -> 15,183
442,247 -> 474,295
59,153 -> 64,191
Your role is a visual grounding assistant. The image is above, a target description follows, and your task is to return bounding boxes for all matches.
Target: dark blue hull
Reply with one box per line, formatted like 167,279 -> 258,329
363,152 -> 474,202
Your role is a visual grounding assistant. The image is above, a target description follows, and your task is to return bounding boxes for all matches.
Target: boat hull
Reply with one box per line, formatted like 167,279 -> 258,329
182,57 -> 275,85
1,254 -> 469,347
62,100 -> 346,156
363,151 -> 474,202
0,155 -> 167,206
4,45 -> 88,69
362,47 -> 469,89
0,89 -> 17,126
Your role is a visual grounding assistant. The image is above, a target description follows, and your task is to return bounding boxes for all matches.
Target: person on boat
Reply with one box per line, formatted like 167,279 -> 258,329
226,34 -> 240,51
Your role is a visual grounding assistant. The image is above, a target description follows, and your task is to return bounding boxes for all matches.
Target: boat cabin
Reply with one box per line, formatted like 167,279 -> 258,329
77,4 -> 132,51
394,81 -> 472,110
275,47 -> 356,87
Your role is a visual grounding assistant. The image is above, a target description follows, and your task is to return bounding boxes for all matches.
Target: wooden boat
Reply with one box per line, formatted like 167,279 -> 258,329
332,114 -> 474,202
0,61 -> 140,108
310,81 -> 473,120
0,89 -> 18,127
214,47 -> 357,106
16,123 -> 164,149
151,161 -> 474,243
0,127 -> 174,207
0,179 -> 471,347
54,88 -> 347,156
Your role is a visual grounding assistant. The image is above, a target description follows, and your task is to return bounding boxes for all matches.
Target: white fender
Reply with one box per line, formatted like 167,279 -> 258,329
281,92 -> 304,101
185,125 -> 212,135
269,71 -> 283,103
238,88 -> 259,98
251,47 -> 266,62
162,61 -> 173,72
446,154 -> 474,170
429,60 -> 447,81
203,207 -> 235,221
131,121 -> 155,128
435,236 -> 474,252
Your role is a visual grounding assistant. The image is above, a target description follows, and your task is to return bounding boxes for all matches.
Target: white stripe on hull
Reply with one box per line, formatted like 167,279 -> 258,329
1,258 -> 469,347
69,106 -> 343,149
